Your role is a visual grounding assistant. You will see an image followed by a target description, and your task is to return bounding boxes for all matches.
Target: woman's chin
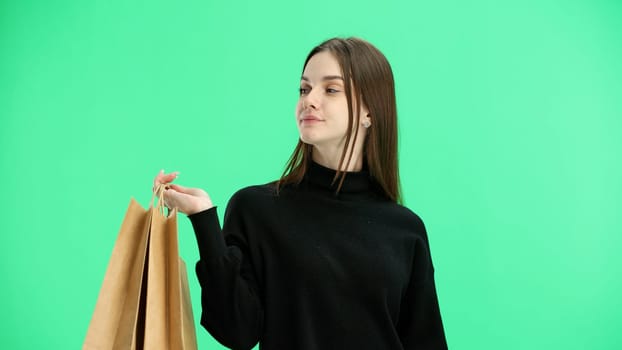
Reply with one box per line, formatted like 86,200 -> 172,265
298,132 -> 320,145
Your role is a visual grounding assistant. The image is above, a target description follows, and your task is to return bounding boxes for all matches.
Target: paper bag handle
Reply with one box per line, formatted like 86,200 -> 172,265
151,183 -> 170,215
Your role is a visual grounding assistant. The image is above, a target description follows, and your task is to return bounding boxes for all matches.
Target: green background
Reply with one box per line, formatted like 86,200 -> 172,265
1,0 -> 621,348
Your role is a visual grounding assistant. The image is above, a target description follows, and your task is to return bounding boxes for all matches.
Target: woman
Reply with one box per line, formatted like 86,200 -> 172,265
154,37 -> 447,349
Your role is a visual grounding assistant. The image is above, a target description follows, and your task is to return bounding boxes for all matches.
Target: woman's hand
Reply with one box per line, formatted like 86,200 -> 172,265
153,170 -> 214,215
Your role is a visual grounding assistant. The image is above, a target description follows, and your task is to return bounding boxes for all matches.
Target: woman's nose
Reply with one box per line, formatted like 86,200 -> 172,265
302,93 -> 319,110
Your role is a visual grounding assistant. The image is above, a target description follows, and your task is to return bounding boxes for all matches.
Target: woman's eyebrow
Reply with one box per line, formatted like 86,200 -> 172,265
301,75 -> 344,82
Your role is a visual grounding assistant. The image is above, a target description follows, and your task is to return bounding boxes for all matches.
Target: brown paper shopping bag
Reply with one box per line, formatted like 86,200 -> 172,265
83,186 -> 198,349
82,198 -> 151,349
143,197 -> 198,349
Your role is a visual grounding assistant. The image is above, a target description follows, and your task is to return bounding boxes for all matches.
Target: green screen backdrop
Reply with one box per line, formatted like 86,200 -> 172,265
1,0 -> 621,349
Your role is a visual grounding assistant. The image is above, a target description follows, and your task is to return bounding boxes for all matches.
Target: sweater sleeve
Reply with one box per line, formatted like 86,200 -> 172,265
396,218 -> 448,349
187,195 -> 263,350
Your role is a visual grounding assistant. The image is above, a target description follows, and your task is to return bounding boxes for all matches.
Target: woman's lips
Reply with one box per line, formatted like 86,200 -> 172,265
300,115 -> 323,124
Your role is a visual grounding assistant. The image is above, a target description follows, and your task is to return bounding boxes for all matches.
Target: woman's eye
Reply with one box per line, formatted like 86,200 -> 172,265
327,88 -> 339,93
299,87 -> 309,95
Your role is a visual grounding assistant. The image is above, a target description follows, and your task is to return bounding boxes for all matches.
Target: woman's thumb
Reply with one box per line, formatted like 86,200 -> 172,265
168,183 -> 204,196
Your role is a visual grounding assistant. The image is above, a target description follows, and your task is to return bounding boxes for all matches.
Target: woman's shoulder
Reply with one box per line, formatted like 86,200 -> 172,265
227,182 -> 279,209
376,201 -> 428,234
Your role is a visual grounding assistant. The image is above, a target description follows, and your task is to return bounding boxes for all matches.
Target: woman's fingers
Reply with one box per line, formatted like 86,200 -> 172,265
161,188 -> 180,209
168,183 -> 206,197
162,185 -> 213,215
153,170 -> 179,191
152,171 -> 213,215
159,171 -> 179,184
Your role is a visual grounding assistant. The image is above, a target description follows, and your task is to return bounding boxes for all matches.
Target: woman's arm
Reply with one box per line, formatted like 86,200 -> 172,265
188,202 -> 263,350
153,171 -> 263,349
396,220 -> 448,349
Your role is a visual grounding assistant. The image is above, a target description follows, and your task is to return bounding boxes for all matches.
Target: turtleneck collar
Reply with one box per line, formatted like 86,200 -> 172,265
304,160 -> 375,196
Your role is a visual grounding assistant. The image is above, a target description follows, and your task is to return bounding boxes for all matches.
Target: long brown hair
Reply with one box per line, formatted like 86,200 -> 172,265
276,37 -> 402,203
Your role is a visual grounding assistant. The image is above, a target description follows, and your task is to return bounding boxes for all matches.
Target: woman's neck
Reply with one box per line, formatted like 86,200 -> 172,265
311,146 -> 364,172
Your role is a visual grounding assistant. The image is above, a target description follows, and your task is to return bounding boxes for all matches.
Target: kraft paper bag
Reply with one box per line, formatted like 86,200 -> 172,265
83,198 -> 151,349
143,202 -> 198,350
83,186 -> 198,350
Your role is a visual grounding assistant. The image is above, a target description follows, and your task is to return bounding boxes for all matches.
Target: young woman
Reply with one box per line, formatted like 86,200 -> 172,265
154,37 -> 447,349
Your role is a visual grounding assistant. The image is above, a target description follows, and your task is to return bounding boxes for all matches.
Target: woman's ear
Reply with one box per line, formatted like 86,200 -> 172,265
362,114 -> 372,128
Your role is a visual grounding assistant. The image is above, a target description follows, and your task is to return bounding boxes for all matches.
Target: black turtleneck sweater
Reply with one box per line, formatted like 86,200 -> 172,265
187,161 -> 447,350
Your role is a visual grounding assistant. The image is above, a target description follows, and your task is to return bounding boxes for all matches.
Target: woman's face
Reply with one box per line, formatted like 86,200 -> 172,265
296,51 -> 368,149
